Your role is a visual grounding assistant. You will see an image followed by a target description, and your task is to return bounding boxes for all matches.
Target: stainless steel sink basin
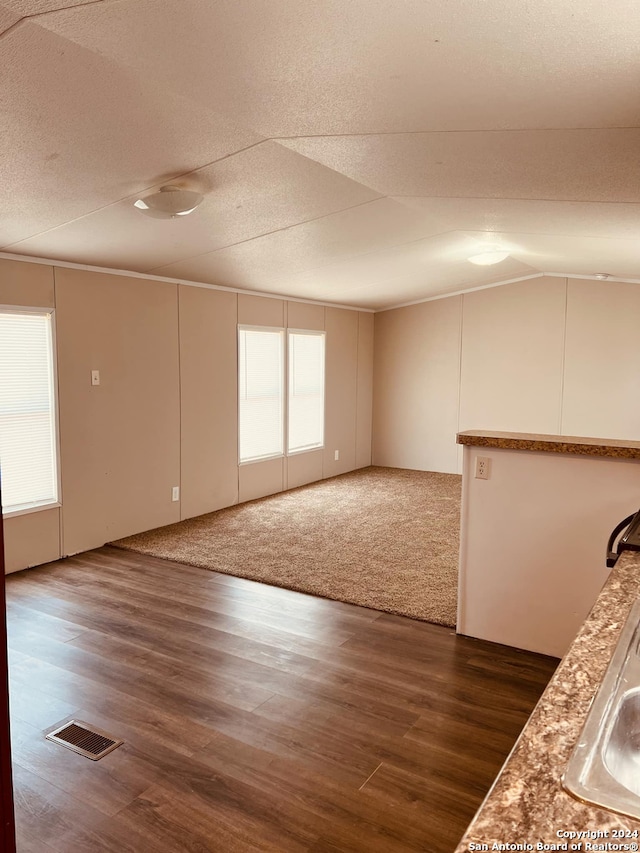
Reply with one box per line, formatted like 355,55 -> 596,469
564,597 -> 640,820
603,687 -> 640,798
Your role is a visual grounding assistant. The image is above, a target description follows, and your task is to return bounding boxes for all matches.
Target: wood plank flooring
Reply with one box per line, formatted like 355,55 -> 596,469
6,546 -> 558,852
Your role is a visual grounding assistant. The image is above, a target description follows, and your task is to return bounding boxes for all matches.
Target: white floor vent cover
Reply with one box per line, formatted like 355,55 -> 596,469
46,720 -> 123,761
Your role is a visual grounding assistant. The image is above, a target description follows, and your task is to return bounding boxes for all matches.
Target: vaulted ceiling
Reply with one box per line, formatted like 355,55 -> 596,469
2,0 -> 640,309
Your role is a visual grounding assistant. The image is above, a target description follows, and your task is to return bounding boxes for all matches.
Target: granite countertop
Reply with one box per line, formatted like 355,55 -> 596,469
457,430 -> 640,460
455,550 -> 640,850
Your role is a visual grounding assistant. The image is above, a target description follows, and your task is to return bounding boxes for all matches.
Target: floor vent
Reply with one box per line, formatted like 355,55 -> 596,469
46,720 -> 123,761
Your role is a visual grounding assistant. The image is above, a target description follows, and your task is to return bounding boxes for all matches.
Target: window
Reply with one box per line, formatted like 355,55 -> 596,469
288,330 -> 325,454
0,309 -> 59,515
238,326 -> 285,463
238,325 -> 326,464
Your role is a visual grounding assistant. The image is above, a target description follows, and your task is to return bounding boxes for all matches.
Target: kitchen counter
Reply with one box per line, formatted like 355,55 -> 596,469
455,550 -> 640,850
458,430 -> 640,460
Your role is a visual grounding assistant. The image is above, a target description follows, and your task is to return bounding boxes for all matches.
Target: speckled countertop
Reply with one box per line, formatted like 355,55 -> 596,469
457,430 -> 640,460
455,550 -> 640,850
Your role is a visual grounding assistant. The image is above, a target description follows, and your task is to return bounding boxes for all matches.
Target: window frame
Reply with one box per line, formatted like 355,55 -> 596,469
286,328 -> 326,457
237,324 -> 327,466
237,324 -> 286,466
0,305 -> 61,519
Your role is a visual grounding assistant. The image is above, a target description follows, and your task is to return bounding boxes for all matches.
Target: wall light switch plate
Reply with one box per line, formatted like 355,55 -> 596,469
475,456 -> 491,480
334,450 -> 339,461
91,370 -> 100,386
172,486 -> 180,502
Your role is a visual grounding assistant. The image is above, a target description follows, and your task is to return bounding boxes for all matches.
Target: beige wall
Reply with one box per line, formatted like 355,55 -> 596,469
1,260 -> 373,571
179,286 -> 238,519
459,277 -> 566,434
4,509 -> 60,574
373,276 -> 640,474
562,278 -> 640,439
323,307 -> 359,478
55,267 -> 182,555
287,449 -> 323,490
287,301 -> 324,331
239,456 -> 284,503
0,258 -> 55,308
373,295 -> 462,473
238,293 -> 284,327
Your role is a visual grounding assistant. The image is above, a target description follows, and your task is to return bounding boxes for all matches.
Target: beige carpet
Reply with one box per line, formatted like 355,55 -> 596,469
111,466 -> 462,627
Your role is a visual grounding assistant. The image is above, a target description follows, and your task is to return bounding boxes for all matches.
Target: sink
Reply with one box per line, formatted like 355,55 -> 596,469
604,687 -> 640,798
563,597 -> 640,820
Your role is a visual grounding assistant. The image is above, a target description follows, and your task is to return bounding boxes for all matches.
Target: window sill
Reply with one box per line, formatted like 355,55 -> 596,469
286,446 -> 324,457
2,500 -> 61,519
239,454 -> 284,466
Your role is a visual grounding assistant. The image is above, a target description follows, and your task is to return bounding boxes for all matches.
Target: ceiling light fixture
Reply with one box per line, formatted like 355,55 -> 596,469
594,273 -> 611,280
133,186 -> 204,219
467,248 -> 510,266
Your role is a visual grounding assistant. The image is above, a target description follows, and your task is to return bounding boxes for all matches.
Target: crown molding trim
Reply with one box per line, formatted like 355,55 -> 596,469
0,251 -> 375,313
3,249 -> 639,314
379,271 -> 640,312
381,273 -> 544,312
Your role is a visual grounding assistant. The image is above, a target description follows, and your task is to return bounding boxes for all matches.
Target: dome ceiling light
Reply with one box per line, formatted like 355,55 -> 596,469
133,186 -> 204,219
467,247 -> 510,266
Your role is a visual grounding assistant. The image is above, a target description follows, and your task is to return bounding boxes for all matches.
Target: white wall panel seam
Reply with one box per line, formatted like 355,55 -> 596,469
53,265 -> 64,560
558,277 -> 569,435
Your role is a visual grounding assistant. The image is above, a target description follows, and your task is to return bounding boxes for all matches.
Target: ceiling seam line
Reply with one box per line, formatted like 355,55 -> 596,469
407,227 -> 640,243
23,0 -> 114,21
147,219 -> 461,280
271,125 -> 640,140
391,194 -> 640,206
143,197 -> 388,273
0,17 -> 26,42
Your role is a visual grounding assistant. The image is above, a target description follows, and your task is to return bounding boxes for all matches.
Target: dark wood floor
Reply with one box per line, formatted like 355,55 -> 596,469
6,546 -> 558,853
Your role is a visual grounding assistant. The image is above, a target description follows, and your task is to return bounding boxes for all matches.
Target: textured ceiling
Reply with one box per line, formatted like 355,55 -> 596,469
2,0 -> 640,309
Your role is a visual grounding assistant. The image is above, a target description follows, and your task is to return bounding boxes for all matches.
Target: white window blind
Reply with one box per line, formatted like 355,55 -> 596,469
0,311 -> 58,514
288,331 -> 325,454
238,326 -> 284,463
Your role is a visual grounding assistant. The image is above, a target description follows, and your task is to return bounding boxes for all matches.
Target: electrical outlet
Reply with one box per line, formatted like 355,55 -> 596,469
334,450 -> 339,461
475,456 -> 491,480
172,486 -> 180,502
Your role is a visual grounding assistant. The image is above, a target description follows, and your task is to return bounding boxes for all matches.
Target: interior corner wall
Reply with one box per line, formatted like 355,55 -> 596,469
373,295 -> 462,474
2,258 -> 373,572
356,312 -> 374,469
372,275 -> 640,475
